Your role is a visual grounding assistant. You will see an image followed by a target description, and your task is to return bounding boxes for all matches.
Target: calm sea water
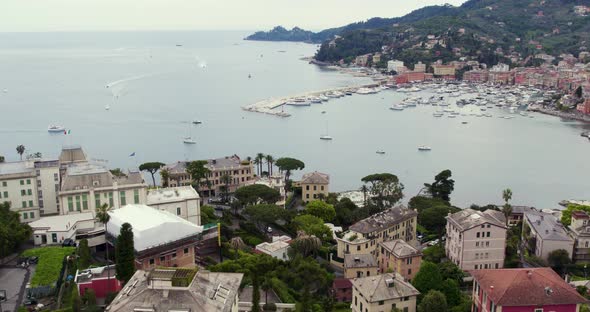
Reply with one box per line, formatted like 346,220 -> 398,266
0,31 -> 589,208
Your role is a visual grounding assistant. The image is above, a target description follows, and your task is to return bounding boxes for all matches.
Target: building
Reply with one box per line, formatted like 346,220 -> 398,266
0,159 -> 61,222
445,209 -> 507,270
413,62 -> 426,73
508,205 -> 536,226
387,60 -> 405,73
147,186 -> 201,225
59,164 -> 147,216
463,70 -> 489,83
165,155 -> 254,198
471,268 -> 588,312
344,254 -> 378,279
75,265 -> 122,300
333,278 -> 353,302
245,174 -> 287,205
351,273 -> 420,312
107,204 -> 206,269
523,211 -> 574,261
299,171 -> 329,203
377,239 -> 422,281
336,206 -> 417,258
255,236 -> 291,261
28,212 -> 102,246
106,268 -> 243,312
432,64 -> 456,76
567,211 -> 590,263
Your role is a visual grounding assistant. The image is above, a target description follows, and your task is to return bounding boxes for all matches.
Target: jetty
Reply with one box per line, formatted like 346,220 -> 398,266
242,83 -> 382,117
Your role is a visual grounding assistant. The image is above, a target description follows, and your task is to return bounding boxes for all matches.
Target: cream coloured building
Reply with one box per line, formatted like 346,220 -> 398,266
59,164 -> 147,216
351,273 -> 419,312
147,186 -> 201,225
299,171 -> 329,203
336,206 -> 417,259
344,254 -> 378,279
523,210 -> 574,261
445,209 -> 507,270
377,239 -> 422,282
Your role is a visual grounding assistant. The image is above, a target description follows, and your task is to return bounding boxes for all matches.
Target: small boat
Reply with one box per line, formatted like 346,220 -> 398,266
462,121 -> 468,124
320,135 -> 333,140
183,137 -> 196,144
48,125 -> 65,133
345,91 -> 353,96
433,113 -> 444,117
248,74 -> 251,79
448,114 -> 456,118
390,104 -> 405,111
376,150 -> 385,154
319,95 -> 329,102
105,105 -> 110,111
192,120 -> 202,125
176,44 -> 183,47
321,111 -> 326,114
418,146 -> 432,151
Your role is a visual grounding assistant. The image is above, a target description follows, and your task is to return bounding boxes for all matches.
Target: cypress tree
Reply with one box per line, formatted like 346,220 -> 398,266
115,222 -> 136,283
78,239 -> 91,270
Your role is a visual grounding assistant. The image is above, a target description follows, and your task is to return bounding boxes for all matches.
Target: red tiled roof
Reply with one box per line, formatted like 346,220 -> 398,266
471,268 -> 587,306
572,211 -> 590,220
332,278 -> 352,289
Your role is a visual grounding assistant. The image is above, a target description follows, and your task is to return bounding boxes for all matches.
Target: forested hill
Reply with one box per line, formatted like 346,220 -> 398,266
314,0 -> 590,64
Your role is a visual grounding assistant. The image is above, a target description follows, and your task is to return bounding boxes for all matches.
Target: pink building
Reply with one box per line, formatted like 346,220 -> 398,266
471,268 -> 587,312
75,265 -> 123,299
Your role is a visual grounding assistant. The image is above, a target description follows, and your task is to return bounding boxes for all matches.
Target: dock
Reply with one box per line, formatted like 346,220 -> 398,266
241,83 -> 382,117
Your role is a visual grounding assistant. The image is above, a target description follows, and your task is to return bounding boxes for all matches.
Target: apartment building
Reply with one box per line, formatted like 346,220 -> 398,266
336,206 -> 417,258
377,239 -> 422,281
523,211 -> 574,261
445,209 -> 507,270
147,186 -> 201,225
165,155 -> 254,198
344,254 -> 378,279
299,171 -> 329,203
568,211 -> 590,263
351,273 -> 419,312
59,164 -> 147,216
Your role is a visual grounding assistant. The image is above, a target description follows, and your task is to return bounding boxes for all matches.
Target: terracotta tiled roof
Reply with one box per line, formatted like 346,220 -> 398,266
333,278 -> 352,289
446,208 -> 506,231
380,239 -> 422,258
351,273 -> 419,302
471,268 -> 588,306
300,171 -> 329,185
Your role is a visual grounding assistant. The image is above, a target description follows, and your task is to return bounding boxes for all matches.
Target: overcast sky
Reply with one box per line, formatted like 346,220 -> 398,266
0,0 -> 468,32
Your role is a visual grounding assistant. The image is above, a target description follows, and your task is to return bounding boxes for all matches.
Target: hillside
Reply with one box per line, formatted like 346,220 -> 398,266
315,0 -> 590,65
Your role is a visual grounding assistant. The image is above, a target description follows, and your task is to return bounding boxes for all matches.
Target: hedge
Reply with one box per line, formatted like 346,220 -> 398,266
22,247 -> 75,287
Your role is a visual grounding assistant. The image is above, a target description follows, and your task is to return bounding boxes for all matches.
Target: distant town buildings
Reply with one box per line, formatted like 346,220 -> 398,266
471,268 -> 587,312
298,171 -> 329,203
336,206 -> 417,258
445,209 -> 507,270
377,239 -> 422,281
351,273 -> 420,312
164,155 -> 254,198
387,60 -> 405,73
147,186 -> 201,225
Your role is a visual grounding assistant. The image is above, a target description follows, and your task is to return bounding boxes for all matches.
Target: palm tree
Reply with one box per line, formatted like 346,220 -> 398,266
289,231 -> 322,258
16,145 -> 25,160
256,153 -> 265,176
265,154 -> 274,176
253,158 -> 261,176
229,237 -> 245,260
502,188 -> 513,226
96,203 -> 112,293
160,168 -> 170,187
360,185 -> 368,207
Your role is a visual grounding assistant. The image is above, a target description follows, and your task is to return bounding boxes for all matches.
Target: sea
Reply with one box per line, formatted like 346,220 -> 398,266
0,30 -> 589,209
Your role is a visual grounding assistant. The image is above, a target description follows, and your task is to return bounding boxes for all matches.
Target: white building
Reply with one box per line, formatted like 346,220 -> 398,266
59,164 -> 147,216
255,236 -> 291,261
523,210 -> 574,261
29,212 -> 102,246
387,60 -> 405,73
0,159 -> 61,222
147,186 -> 201,225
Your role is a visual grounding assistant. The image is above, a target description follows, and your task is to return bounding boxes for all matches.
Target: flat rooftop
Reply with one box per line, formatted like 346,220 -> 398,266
29,212 -> 95,232
147,186 -> 200,204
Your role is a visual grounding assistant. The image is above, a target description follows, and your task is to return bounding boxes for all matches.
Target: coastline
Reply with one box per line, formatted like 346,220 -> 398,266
528,106 -> 590,123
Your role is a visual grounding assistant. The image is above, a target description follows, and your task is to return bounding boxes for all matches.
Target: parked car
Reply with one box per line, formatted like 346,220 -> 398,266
62,239 -> 76,247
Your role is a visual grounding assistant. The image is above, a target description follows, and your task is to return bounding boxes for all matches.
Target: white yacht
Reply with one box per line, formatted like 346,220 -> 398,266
376,150 -> 386,154
192,120 -> 202,124
418,146 -> 432,151
390,104 -> 405,111
286,98 -> 310,106
48,125 -> 65,133
183,137 -> 196,144
433,112 -> 444,117
320,135 -> 333,140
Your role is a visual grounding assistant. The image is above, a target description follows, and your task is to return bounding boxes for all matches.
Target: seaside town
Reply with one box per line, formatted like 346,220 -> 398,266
1,145 -> 590,312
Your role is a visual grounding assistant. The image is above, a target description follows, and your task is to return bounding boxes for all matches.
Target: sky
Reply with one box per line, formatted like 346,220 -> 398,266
0,0 -> 468,32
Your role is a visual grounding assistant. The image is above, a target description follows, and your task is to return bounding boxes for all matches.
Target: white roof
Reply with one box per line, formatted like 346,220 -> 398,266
107,204 -> 203,252
0,160 -> 34,175
29,212 -> 95,232
146,186 -> 200,205
256,241 -> 289,254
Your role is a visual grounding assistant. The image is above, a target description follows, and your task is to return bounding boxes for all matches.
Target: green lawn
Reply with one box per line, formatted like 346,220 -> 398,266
23,246 -> 76,287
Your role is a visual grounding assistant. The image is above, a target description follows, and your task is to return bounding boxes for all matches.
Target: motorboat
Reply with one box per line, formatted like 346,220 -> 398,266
433,112 -> 444,117
390,104 -> 405,111
461,121 -> 468,124
320,135 -> 333,140
418,146 -> 432,151
183,137 -> 196,144
286,98 -> 310,106
48,125 -> 65,133
192,120 -> 202,124
376,150 -> 386,154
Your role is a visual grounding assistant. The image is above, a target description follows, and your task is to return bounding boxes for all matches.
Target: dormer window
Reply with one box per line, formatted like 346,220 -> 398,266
93,180 -> 100,187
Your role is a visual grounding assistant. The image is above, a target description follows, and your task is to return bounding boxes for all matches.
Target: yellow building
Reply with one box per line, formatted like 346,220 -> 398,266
336,206 -> 417,259
432,65 -> 456,76
300,171 -> 329,203
351,273 -> 420,312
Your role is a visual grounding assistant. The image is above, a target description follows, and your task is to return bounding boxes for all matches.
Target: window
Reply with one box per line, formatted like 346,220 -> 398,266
3,191 -> 7,198
486,241 -> 490,247
486,232 -> 490,237
95,194 -> 101,208
108,192 -> 114,207
120,191 -> 126,206
52,233 -> 57,243
184,248 -> 189,254
54,173 -> 59,181
495,263 -> 499,269
406,257 -> 412,264
37,180 -> 41,187
357,246 -> 361,251
23,212 -> 28,219
534,309 -> 543,312
29,212 -> 34,219
75,195 -> 81,211
481,225 -> 484,228
20,180 -> 24,185
177,207 -> 181,215
408,268 -> 412,275
21,190 -> 26,196
149,258 -> 154,265
305,194 -> 309,199
313,185 -> 317,191
160,256 -> 165,262
403,308 -> 409,312
22,201 -> 27,208
475,253 -> 479,259
476,242 -> 479,247
305,185 -> 309,190
172,252 -> 177,259
29,200 -> 33,207
2,181 -> 6,187
68,196 -> 74,211
134,190 -> 140,204
27,179 -> 31,185
378,301 -> 384,306
476,232 -> 480,238
82,194 -> 88,210
27,189 -> 32,195
321,185 -> 324,191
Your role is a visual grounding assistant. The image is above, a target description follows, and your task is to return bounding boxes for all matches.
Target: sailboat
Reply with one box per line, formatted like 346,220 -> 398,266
320,121 -> 333,140
183,122 -> 196,144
